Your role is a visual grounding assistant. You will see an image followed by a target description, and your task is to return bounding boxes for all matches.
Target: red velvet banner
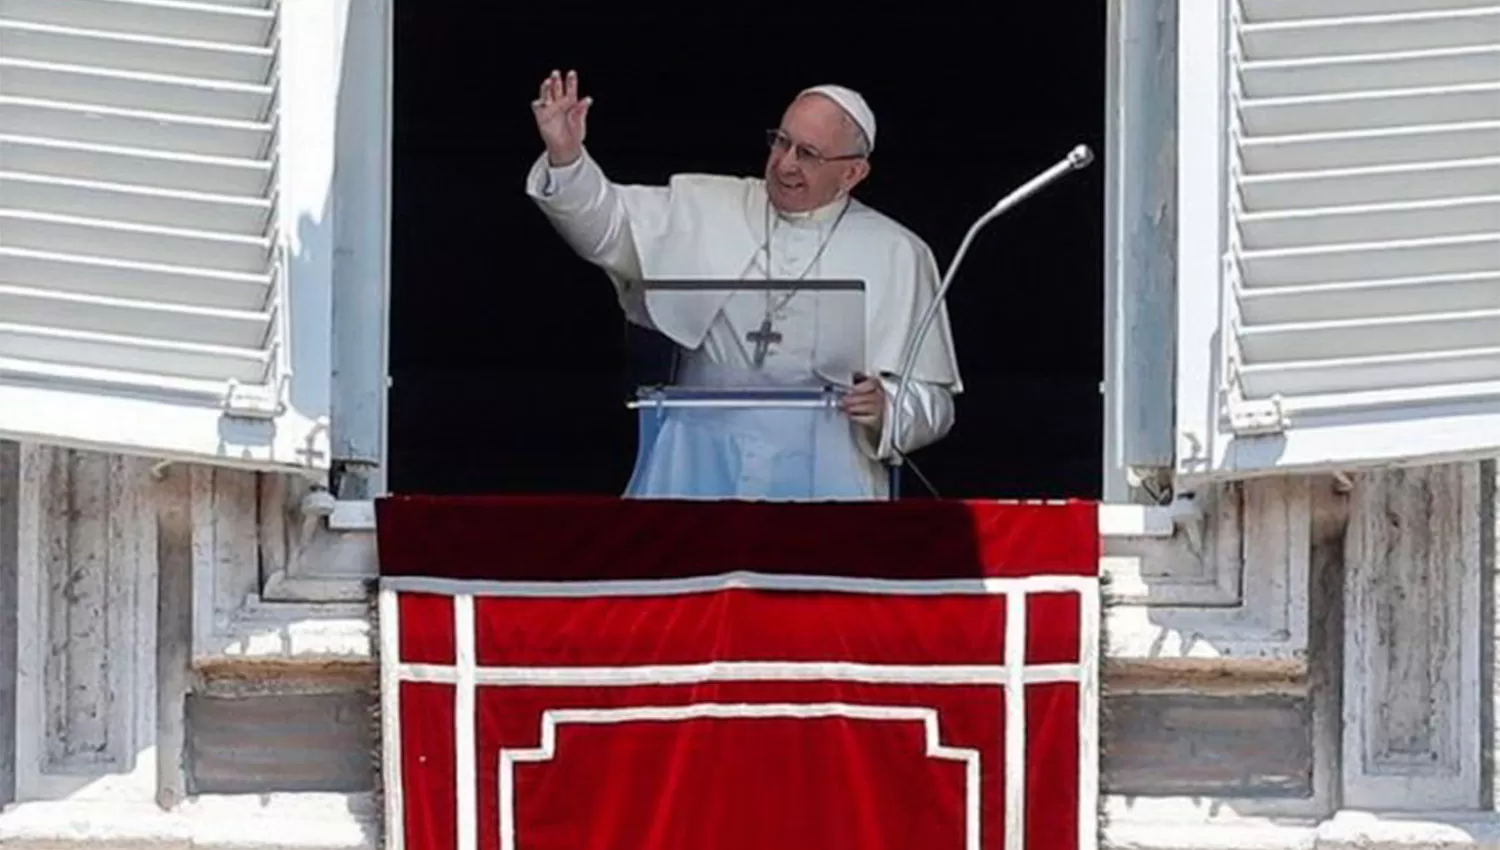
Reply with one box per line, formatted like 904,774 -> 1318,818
378,496 -> 1100,850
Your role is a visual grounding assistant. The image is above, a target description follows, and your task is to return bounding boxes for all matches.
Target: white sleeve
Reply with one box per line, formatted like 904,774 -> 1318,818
525,148 -> 673,326
524,147 -> 670,283
853,376 -> 956,461
537,155 -> 587,197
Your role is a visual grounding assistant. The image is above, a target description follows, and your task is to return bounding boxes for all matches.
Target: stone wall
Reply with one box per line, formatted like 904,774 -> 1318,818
0,439 -> 1494,849
1105,462 -> 1498,850
0,443 -> 375,848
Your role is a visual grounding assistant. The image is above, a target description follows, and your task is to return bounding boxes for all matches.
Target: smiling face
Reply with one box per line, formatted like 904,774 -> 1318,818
764,93 -> 871,213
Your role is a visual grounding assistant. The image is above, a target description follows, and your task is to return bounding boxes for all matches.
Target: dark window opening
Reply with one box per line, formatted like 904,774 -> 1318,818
390,11 -> 1106,499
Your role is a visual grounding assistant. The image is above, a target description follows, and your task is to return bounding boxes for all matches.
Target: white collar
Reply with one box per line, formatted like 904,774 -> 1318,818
769,188 -> 850,225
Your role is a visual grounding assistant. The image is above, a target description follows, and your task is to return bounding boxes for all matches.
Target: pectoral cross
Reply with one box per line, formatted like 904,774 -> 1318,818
747,317 -> 782,368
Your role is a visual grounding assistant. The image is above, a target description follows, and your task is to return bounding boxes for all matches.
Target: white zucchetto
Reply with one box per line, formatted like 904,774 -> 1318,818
799,84 -> 876,153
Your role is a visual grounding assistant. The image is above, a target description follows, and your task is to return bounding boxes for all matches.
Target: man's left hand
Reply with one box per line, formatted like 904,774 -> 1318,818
841,374 -> 885,429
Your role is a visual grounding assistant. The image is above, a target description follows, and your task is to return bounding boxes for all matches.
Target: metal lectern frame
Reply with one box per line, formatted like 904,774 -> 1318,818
623,278 -> 896,500
624,385 -> 897,501
633,278 -> 867,385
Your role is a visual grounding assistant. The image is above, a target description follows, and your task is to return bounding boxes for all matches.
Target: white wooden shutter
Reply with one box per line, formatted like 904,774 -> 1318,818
0,0 -> 337,473
1175,0 -> 1500,483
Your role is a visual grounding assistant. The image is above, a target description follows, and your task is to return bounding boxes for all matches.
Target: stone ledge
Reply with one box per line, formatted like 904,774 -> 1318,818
1105,809 -> 1500,850
1106,817 -> 1317,850
0,793 -> 376,850
10,796 -> 1493,850
195,595 -> 371,665
328,500 -> 376,532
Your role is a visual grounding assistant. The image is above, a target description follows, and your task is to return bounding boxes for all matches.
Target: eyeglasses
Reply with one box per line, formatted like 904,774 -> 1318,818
766,129 -> 864,166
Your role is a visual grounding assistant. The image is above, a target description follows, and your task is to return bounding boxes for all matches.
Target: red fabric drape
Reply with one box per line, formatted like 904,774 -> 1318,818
375,495 -> 1099,580
380,497 -> 1097,850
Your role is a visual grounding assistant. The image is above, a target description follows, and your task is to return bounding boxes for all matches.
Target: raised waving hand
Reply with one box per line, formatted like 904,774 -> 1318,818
532,69 -> 591,166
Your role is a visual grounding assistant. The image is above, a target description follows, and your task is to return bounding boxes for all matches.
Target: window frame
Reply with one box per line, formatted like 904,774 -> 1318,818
328,0 -> 1174,521
327,0 -> 394,504
1172,0 -> 1230,488
318,0 -> 1189,554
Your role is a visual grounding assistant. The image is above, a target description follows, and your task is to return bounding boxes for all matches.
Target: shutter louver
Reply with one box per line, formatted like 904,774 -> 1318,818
0,0 -> 333,473
1177,0 -> 1500,481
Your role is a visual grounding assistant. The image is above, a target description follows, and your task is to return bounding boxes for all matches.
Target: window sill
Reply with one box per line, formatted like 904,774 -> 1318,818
329,498 -> 377,531
328,498 -> 1180,537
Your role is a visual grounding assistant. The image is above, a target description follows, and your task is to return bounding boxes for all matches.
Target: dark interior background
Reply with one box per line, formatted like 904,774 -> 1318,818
389,10 -> 1106,499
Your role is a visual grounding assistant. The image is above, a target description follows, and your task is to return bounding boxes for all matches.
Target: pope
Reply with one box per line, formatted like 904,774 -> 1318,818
526,69 -> 962,499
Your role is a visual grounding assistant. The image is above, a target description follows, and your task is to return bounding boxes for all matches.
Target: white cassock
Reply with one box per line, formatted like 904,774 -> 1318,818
525,149 -> 962,500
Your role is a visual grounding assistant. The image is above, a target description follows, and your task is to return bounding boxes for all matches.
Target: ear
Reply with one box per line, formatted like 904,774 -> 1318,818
843,158 -> 871,190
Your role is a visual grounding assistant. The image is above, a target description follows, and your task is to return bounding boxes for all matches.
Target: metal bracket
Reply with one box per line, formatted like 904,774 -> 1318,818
1332,471 -> 1354,494
1125,465 -> 1175,505
1150,490 -> 1207,554
1225,394 -> 1289,435
300,486 -> 337,517
222,376 -> 289,420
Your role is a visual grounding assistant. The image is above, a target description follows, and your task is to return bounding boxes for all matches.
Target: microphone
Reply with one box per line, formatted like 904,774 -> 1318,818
886,144 -> 1096,473
978,143 -> 1093,223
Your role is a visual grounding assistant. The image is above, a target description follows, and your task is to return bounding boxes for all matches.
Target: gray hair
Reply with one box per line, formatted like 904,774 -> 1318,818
839,112 -> 871,157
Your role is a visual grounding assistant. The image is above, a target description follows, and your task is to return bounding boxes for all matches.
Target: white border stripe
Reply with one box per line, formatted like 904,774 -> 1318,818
397,661 -> 1082,687
1078,580 -> 1102,850
380,577 -> 1099,850
382,572 -> 1095,597
453,595 -> 477,850
378,588 -> 405,850
1004,591 -> 1027,850
498,703 -> 982,850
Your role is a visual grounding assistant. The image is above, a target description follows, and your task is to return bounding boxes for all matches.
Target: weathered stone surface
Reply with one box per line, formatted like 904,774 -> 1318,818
0,441 -> 18,808
15,445 -> 158,802
185,692 -> 374,795
1342,463 -> 1483,810
1103,693 -> 1312,796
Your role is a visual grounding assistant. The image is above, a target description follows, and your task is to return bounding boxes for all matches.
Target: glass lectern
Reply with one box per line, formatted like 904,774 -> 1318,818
621,279 -> 889,501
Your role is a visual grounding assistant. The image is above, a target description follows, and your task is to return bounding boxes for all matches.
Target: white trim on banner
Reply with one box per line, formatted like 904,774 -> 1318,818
397,662 -> 1082,686
453,595 -> 477,850
378,571 -> 1100,850
378,587 -> 405,850
498,703 -> 983,850
381,572 -> 1095,597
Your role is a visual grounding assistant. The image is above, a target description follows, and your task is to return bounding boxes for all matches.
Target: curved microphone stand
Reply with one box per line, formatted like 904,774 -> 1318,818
886,144 -> 1096,479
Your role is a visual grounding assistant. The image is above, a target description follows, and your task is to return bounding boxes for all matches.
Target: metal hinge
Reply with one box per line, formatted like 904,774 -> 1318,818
1219,348 -> 1288,436
1225,395 -> 1288,435
222,376 -> 289,420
